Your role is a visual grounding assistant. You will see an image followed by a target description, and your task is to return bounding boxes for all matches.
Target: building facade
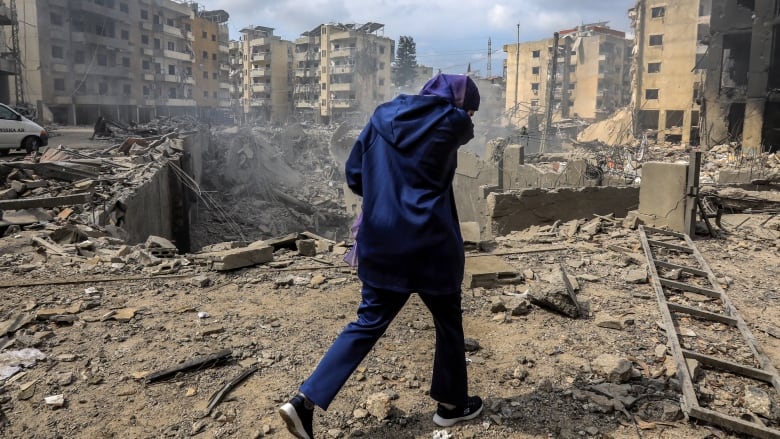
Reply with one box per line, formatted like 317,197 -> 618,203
503,23 -> 630,129
292,23 -> 394,124
0,2 -> 17,105
191,8 -> 231,113
239,26 -> 293,123
13,0 -> 230,125
630,0 -> 710,145
703,0 -> 779,153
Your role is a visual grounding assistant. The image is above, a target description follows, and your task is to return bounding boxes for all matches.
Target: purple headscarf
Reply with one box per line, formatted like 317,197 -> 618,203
419,73 -> 480,112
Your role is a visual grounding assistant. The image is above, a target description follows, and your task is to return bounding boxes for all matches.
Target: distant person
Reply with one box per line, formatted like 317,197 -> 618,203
279,74 -> 483,439
90,116 -> 112,140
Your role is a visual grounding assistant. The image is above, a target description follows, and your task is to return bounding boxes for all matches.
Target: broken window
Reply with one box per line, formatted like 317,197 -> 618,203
168,42 -> 175,50
665,110 -> 684,128
51,46 -> 64,59
50,12 -> 63,25
651,6 -> 665,18
379,45 -> 385,54
697,24 -> 710,44
695,53 -> 706,71
212,34 -> 216,42
532,66 -> 540,75
736,0 -> 755,11
645,89 -> 659,99
531,100 -> 539,109
166,19 -> 174,26
531,83 -> 539,93
140,9 -> 148,19
54,78 -> 65,92
699,0 -> 712,16
532,50 -> 540,58
202,50 -> 208,59
649,35 -> 663,46
648,62 -> 661,73
638,110 -> 660,130
720,33 -> 751,91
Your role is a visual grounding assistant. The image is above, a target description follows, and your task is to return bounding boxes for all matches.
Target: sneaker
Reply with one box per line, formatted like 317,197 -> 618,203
432,396 -> 483,427
279,394 -> 314,439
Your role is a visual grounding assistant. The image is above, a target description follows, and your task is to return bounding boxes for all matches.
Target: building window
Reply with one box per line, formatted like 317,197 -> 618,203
737,0 -> 755,10
212,72 -> 218,79
203,71 -> 209,79
379,45 -> 385,54
649,35 -> 663,46
531,83 -> 540,93
212,34 -> 216,41
120,2 -> 128,13
122,57 -> 130,67
143,86 -> 150,96
321,50 -> 327,57
202,31 -> 208,39
203,90 -> 209,98
141,35 -> 149,45
645,89 -> 659,99
121,29 -> 129,40
97,54 -> 107,66
212,53 -> 217,60
50,13 -> 63,25
51,46 -> 64,59
142,60 -> 150,70
532,50 -> 540,58
169,88 -> 177,98
154,38 -> 161,49
202,50 -> 208,59
532,66 -> 540,75
54,78 -> 65,91
123,84 -> 131,96
321,83 -> 326,90
648,62 -> 661,73
140,9 -> 148,19
169,65 -> 176,75
166,18 -> 174,26
99,82 -> 108,94
75,51 -> 86,64
531,100 -> 539,109
379,78 -> 385,86
651,6 -> 665,18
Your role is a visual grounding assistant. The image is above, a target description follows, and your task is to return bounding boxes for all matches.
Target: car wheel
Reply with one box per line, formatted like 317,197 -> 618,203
22,136 -> 41,154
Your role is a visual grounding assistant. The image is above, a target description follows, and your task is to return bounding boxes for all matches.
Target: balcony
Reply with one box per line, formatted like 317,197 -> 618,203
330,83 -> 353,92
166,98 -> 197,107
331,99 -> 357,109
219,82 -> 231,89
250,68 -> 270,77
330,31 -> 353,41
163,50 -> 192,61
330,47 -> 355,58
219,45 -> 229,54
52,96 -> 73,105
154,0 -> 193,17
219,100 -> 231,108
295,100 -> 319,109
331,65 -> 354,74
249,37 -> 268,46
219,63 -> 230,71
163,24 -> 185,38
250,98 -> 271,106
141,48 -> 154,56
251,84 -> 270,93
251,52 -> 269,62
143,73 -> 155,81
52,63 -> 69,73
140,22 -> 153,32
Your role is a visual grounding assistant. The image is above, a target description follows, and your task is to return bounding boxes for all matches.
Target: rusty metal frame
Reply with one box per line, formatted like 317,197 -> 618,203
639,225 -> 780,439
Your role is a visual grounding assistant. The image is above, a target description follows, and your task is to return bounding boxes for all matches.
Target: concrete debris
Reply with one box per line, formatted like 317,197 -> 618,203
366,392 -> 393,420
591,354 -> 633,384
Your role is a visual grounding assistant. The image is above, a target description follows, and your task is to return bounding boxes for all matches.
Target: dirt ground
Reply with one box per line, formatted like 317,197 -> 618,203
0,217 -> 779,439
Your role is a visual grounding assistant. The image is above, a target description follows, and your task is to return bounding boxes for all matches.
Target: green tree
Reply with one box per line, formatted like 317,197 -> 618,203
394,36 -> 418,88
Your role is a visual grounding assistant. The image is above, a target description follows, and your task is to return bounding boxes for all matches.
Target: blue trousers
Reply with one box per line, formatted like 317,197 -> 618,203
299,285 -> 469,410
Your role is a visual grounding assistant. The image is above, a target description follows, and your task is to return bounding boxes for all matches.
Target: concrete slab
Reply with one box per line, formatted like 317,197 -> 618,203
463,255 -> 521,289
637,162 -> 689,233
207,244 -> 274,271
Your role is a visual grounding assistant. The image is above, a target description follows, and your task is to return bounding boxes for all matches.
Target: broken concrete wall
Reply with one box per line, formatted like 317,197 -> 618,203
504,159 -> 594,189
487,187 -> 639,236
633,162 -> 688,232
453,151 -> 500,233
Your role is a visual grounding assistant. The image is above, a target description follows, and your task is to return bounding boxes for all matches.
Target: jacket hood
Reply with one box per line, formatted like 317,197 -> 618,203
370,94 -> 465,150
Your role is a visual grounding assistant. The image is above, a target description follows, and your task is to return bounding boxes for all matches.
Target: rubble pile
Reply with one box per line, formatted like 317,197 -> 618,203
191,125 -> 352,248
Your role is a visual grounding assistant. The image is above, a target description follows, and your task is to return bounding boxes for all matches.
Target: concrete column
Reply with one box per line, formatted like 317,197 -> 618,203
658,109 -> 668,142
682,110 -> 692,146
743,98 -> 765,154
68,104 -> 77,125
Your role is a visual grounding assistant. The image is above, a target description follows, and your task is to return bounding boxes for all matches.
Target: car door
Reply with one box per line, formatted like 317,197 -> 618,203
0,104 -> 22,147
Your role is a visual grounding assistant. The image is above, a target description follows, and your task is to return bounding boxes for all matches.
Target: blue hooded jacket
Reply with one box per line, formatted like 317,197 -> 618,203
345,75 -> 479,295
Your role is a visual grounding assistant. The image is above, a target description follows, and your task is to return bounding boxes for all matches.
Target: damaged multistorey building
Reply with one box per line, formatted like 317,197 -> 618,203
631,0 -> 780,153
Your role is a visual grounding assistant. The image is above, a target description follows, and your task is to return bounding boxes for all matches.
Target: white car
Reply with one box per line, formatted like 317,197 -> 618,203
0,103 -> 48,155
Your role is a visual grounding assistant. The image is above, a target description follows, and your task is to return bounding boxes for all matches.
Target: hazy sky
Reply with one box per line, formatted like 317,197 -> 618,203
198,0 -> 636,74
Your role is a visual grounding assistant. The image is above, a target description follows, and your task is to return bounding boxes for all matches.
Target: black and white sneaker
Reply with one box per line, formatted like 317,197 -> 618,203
432,396 -> 484,427
279,394 -> 314,439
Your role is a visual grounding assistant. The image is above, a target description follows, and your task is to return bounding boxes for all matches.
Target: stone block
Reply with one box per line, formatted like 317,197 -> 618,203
0,188 -> 17,200
296,239 -> 317,256
460,222 -> 480,243
464,256 -> 521,289
210,244 -> 273,271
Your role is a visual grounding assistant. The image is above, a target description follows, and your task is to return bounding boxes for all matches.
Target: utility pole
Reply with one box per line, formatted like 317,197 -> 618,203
514,24 -> 520,119
541,32 -> 560,154
487,37 -> 492,78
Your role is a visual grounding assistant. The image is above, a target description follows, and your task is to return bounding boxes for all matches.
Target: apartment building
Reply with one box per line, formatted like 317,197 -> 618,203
291,23 -> 394,123
702,0 -> 779,153
503,24 -> 630,129
630,0 -> 709,145
239,26 -> 293,123
0,2 -> 17,104
13,0 -> 230,125
227,40 -> 243,108
191,7 -> 231,112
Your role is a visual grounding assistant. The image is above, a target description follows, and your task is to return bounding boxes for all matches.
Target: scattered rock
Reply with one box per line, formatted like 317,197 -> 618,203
592,354 -> 632,383
366,392 -> 392,420
624,268 -> 648,284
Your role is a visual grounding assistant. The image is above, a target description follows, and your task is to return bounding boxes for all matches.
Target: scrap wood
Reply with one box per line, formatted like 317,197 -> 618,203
559,263 -> 584,318
205,365 -> 258,415
31,236 -> 69,256
465,245 -> 568,258
0,313 -> 34,338
145,349 -> 232,383
0,273 -> 194,289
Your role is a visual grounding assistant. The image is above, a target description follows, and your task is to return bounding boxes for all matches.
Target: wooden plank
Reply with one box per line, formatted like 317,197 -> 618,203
689,406 -> 780,439
668,303 -> 738,326
644,226 -> 687,239
660,278 -> 721,298
0,192 -> 91,210
682,349 -> 774,383
31,237 -> 69,256
654,260 -> 709,278
647,239 -> 694,253
145,349 -> 232,383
